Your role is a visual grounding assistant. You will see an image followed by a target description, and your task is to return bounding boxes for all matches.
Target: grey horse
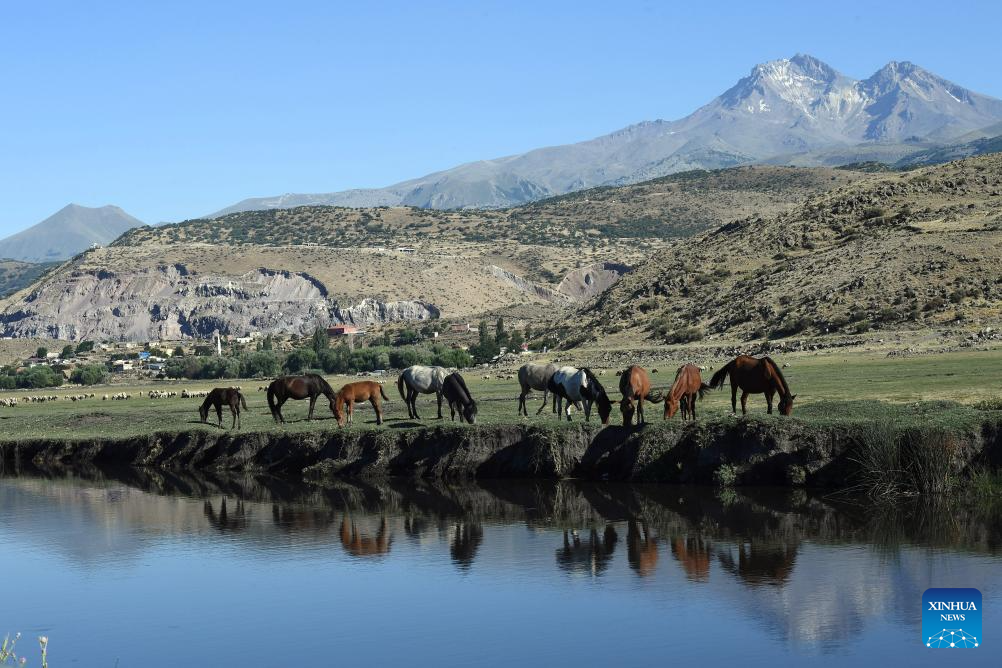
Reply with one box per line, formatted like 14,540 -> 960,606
517,362 -> 559,416
396,365 -> 449,419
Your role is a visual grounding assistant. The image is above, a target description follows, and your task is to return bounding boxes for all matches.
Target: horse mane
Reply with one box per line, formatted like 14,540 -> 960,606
310,373 -> 337,399
761,357 -> 791,397
580,367 -> 606,395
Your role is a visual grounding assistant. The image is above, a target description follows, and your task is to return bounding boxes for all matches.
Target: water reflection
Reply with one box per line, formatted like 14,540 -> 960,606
2,464 -> 1001,666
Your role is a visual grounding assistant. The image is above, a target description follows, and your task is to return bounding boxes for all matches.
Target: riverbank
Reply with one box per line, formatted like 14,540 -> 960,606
3,401 -> 1000,491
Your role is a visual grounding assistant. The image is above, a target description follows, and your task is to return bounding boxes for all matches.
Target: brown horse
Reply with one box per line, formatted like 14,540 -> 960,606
618,365 -> 662,426
199,387 -> 248,429
266,373 -> 337,423
339,516 -> 392,557
333,380 -> 389,426
664,364 -> 710,420
708,355 -> 796,415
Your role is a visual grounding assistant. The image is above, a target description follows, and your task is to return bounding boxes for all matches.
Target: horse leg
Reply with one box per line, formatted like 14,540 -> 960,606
638,397 -> 645,425
537,388 -> 549,416
231,402 -> 237,429
740,391 -> 749,415
348,402 -> 354,425
436,391 -> 443,419
372,398 -> 382,426
216,403 -> 223,427
308,395 -> 317,420
276,397 -> 286,424
766,390 -> 774,414
690,393 -> 697,421
518,390 -> 526,416
409,389 -> 420,419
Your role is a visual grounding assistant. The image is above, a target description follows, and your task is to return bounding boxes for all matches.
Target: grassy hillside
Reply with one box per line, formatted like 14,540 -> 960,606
118,166 -> 864,249
0,259 -> 58,297
573,153 -> 1002,347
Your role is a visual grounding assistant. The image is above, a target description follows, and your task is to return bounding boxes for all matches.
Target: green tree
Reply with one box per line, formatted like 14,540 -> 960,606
75,341 -> 95,354
17,366 -> 63,388
311,326 -> 330,356
395,328 -> 420,346
284,348 -> 319,373
261,334 -> 274,351
70,364 -> 108,386
35,346 -> 48,359
61,344 -> 75,359
172,346 -> 185,357
495,317 -> 507,344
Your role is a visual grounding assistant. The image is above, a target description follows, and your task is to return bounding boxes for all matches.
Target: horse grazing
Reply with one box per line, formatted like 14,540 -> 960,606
333,381 -> 390,426
517,362 -> 558,416
548,366 -> 612,424
396,365 -> 449,419
664,364 -> 710,420
708,355 -> 796,415
199,387 -> 248,429
442,372 -> 477,424
618,365 -> 662,426
266,373 -> 337,423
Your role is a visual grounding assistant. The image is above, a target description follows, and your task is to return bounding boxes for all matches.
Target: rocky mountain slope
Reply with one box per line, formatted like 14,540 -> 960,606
211,55 -> 1002,215
0,204 -> 144,263
575,154 -> 1002,347
0,165 -> 862,341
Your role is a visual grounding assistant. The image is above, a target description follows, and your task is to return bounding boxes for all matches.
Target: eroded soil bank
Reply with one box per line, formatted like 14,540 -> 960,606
2,415 -> 1000,488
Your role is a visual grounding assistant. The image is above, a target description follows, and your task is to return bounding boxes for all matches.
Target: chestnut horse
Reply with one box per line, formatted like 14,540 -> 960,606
708,355 -> 796,415
333,380 -> 390,426
664,364 -> 710,420
199,387 -> 248,429
266,373 -> 338,423
618,365 -> 662,426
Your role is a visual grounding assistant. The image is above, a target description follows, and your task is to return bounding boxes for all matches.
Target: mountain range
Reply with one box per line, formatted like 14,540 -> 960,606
0,204 -> 143,263
211,54 -> 1002,216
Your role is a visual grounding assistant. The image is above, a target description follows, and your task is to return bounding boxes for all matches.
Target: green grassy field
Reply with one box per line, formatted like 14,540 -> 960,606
0,347 -> 1000,441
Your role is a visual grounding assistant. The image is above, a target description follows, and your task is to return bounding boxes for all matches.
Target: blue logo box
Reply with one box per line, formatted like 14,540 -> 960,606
923,588 -> 982,648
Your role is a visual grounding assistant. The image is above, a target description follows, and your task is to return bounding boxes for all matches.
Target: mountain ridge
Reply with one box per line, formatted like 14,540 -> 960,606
0,204 -> 144,263
210,55 -> 1002,216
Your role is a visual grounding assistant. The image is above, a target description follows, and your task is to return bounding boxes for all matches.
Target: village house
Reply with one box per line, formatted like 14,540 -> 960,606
327,324 -> 365,337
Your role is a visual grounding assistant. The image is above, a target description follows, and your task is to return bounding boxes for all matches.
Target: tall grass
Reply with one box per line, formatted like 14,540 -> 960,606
0,634 -> 48,667
847,422 -> 957,497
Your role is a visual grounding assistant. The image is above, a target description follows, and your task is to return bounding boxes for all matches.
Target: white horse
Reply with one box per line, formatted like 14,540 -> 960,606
397,365 -> 449,419
517,362 -> 559,416
548,366 -> 613,424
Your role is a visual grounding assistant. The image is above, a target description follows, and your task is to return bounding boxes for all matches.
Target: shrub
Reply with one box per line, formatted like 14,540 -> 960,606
16,366 -> 63,389
284,348 -> 319,373
667,326 -> 704,344
70,364 -> 108,386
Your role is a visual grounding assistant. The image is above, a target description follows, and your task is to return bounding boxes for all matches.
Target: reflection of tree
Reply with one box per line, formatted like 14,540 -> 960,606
670,534 -> 711,582
556,525 -> 618,576
717,541 -> 798,586
626,521 -> 659,577
450,522 -> 483,571
270,504 -> 336,533
339,516 -> 392,557
203,497 -> 247,532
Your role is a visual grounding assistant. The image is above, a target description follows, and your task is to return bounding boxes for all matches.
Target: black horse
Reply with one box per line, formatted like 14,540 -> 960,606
442,372 -> 477,424
199,387 -> 248,429
266,374 -> 337,423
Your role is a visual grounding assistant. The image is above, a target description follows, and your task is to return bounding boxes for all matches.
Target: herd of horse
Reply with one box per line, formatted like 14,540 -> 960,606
197,354 -> 795,430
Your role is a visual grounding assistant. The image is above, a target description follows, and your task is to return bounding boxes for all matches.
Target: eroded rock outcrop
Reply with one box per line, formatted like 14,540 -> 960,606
0,264 -> 438,341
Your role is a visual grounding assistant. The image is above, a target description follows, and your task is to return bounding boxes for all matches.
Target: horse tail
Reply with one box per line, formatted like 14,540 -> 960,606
762,357 -> 791,397
266,384 -> 277,416
697,382 -> 711,399
709,359 -> 735,390
239,391 -> 248,411
380,384 -> 390,401
397,373 -> 407,401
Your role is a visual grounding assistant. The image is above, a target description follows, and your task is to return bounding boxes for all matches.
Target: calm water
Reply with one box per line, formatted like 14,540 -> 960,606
1,468 -> 999,667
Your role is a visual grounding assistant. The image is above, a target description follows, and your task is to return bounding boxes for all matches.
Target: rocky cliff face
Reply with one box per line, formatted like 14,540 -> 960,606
0,264 -> 438,341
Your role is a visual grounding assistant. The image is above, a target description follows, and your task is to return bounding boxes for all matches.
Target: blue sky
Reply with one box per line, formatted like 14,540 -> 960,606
1,0 -> 1001,235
